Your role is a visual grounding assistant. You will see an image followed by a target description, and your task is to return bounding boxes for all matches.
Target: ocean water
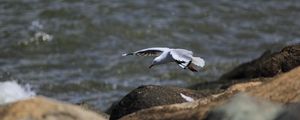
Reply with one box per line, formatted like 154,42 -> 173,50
0,0 -> 299,110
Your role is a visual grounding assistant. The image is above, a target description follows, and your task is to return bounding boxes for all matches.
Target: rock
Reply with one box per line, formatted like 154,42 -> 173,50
76,101 -> 110,119
248,67 -> 300,103
206,95 -> 300,120
120,100 -> 203,120
0,96 -> 107,120
120,66 -> 300,120
205,93 -> 282,120
189,77 -> 264,93
119,81 -> 262,120
109,85 -> 206,120
189,80 -> 231,93
275,103 -> 300,120
220,44 -> 300,80
105,101 -> 117,115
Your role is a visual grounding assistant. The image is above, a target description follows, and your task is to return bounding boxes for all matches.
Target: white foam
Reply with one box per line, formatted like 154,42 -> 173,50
33,31 -> 53,42
0,81 -> 36,105
29,20 -> 44,31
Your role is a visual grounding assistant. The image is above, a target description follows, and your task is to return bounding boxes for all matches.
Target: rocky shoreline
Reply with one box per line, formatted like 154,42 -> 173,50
1,44 -> 299,120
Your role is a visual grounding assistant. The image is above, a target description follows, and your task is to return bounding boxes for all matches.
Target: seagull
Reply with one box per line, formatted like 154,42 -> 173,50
122,47 -> 205,72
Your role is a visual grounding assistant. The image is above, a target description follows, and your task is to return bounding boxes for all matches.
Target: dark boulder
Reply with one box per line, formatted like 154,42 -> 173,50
109,85 -> 206,120
220,44 -> 300,80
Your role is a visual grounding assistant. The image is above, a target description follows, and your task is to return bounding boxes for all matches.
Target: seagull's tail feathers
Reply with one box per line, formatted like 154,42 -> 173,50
191,57 -> 205,68
122,53 -> 134,56
187,57 -> 205,72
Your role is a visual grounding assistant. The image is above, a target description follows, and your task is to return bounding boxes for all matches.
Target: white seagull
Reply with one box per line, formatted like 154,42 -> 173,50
122,47 -> 205,72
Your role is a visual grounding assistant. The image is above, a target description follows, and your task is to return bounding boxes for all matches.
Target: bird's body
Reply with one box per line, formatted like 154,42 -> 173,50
122,47 -> 205,72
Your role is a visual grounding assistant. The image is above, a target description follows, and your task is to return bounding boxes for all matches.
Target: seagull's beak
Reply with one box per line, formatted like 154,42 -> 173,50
149,64 -> 154,69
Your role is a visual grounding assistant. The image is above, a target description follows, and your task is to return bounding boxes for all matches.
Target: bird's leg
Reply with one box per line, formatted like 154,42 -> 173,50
149,64 -> 154,68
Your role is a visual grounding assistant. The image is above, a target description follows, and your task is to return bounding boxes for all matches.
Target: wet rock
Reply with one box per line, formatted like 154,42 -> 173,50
205,94 -> 282,120
120,67 -> 300,120
109,85 -> 206,120
220,44 -> 300,80
0,96 -> 107,120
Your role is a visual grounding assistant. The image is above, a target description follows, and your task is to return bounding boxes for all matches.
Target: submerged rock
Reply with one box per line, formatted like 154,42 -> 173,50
109,85 -> 206,120
220,44 -> 300,80
0,96 -> 107,120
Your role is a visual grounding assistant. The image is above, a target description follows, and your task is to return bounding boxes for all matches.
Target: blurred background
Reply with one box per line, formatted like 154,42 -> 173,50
0,0 -> 299,110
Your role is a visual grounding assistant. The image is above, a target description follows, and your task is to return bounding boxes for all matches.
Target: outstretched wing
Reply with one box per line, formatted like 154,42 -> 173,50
122,47 -> 170,57
173,49 -> 193,56
170,49 -> 193,68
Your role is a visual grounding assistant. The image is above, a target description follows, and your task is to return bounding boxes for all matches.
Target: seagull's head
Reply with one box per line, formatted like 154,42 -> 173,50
149,60 -> 159,68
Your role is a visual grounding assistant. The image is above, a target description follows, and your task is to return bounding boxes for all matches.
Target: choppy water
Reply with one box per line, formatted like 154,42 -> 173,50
0,0 -> 300,110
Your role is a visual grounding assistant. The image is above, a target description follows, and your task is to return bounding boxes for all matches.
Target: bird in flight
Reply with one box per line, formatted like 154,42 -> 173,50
122,47 -> 205,72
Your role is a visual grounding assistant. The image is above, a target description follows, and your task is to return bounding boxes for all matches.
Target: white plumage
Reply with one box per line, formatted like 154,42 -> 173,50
180,93 -> 195,102
123,47 -> 205,72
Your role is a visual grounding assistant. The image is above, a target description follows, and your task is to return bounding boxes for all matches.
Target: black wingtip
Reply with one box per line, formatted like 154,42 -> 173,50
122,53 -> 134,56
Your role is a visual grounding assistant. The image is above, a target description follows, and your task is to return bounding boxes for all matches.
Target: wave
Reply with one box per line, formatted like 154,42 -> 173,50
0,81 -> 36,105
